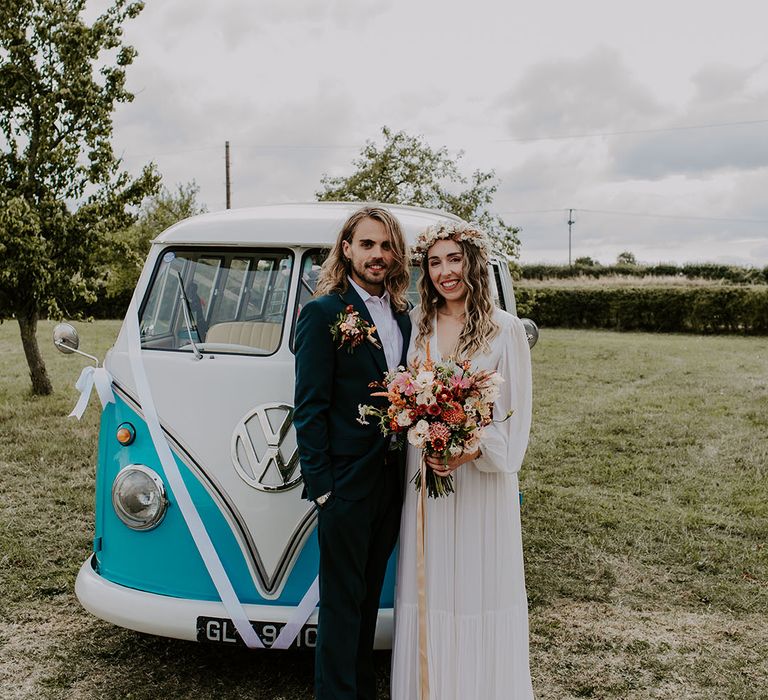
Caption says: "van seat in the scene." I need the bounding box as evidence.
[205,321,282,351]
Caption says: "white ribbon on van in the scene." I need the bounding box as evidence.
[124,297,265,650]
[272,575,319,649]
[69,366,115,419]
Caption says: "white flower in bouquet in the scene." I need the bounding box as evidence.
[480,384,501,404]
[357,404,372,425]
[416,388,436,406]
[396,410,412,428]
[407,419,430,449]
[464,433,481,454]
[415,370,435,389]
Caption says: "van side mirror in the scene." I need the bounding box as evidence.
[521,318,539,349]
[53,323,80,354]
[53,322,100,366]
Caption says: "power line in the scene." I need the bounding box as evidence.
[576,208,768,224]
[495,118,768,143]
[501,208,768,225]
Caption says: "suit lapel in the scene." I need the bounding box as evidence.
[338,288,388,376]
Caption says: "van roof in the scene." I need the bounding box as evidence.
[153,202,465,247]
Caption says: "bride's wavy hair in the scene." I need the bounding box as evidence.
[314,206,410,311]
[415,227,499,358]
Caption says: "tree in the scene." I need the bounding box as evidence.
[0,0,159,394]
[574,256,599,266]
[616,251,638,265]
[316,126,520,258]
[101,181,207,304]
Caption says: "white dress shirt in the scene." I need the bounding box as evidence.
[348,277,403,370]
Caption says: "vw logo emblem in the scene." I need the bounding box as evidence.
[231,403,302,492]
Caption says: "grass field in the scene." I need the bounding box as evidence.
[1,320,767,699]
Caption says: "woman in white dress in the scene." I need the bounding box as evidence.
[391,222,534,700]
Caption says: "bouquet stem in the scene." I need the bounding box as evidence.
[412,460,455,498]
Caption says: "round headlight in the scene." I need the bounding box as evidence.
[112,465,168,530]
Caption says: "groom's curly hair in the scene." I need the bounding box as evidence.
[315,206,410,312]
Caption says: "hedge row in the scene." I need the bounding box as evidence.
[514,286,768,334]
[78,288,133,320]
[521,263,768,285]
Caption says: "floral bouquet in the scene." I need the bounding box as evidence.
[357,347,507,497]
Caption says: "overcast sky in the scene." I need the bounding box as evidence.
[99,0,768,266]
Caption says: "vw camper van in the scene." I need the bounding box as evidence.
[55,202,536,650]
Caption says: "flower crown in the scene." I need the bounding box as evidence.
[411,221,492,262]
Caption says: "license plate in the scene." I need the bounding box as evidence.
[196,616,317,649]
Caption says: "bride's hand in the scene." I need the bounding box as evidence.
[426,449,480,477]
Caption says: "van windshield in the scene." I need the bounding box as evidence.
[140,248,293,356]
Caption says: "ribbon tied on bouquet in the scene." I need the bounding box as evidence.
[69,365,115,419]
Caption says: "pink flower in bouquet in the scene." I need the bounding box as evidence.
[391,372,417,396]
[450,374,472,391]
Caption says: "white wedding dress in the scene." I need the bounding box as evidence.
[391,307,535,700]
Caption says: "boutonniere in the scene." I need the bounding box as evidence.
[331,305,381,352]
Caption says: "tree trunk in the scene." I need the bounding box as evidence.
[18,312,53,396]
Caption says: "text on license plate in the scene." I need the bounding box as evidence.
[196,616,317,648]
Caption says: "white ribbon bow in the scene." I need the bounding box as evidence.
[69,366,115,419]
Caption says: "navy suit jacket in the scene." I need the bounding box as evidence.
[293,285,411,501]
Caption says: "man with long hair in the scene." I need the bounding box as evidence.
[294,206,411,700]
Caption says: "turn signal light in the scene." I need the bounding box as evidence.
[116,422,136,446]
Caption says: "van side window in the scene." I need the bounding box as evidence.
[140,248,293,356]
[490,262,505,310]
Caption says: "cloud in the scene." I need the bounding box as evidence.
[149,0,389,48]
[114,64,360,210]
[610,123,768,179]
[610,62,768,179]
[498,47,664,138]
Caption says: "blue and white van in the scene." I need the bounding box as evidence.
[56,202,534,650]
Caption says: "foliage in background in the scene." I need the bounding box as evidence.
[316,126,521,259]
[0,0,158,394]
[520,262,768,285]
[515,285,768,334]
[616,250,638,266]
[92,181,207,317]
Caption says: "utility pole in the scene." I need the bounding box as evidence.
[567,208,575,266]
[225,141,231,209]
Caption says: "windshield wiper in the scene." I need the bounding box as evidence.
[175,271,203,360]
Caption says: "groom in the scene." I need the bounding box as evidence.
[293,206,411,700]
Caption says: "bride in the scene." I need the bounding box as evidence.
[391,222,534,699]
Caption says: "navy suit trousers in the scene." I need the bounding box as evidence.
[314,452,402,700]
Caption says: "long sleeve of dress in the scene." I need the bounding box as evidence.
[473,316,533,474]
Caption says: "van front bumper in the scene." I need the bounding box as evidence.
[75,555,393,648]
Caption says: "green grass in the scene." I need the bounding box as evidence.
[1,321,767,699]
